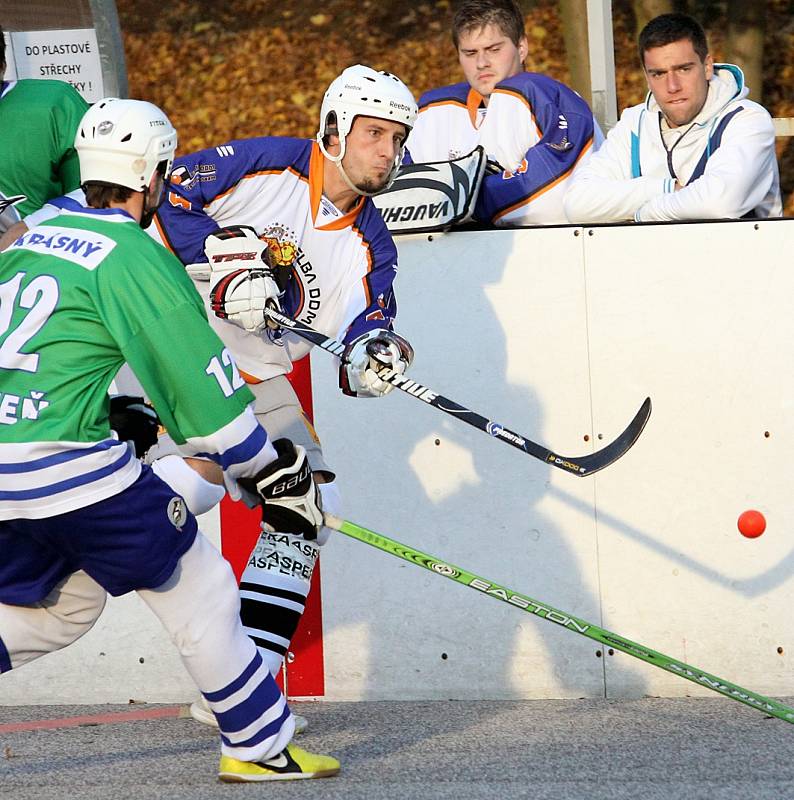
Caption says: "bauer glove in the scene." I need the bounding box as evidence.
[238,438,323,539]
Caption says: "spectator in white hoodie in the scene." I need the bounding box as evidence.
[563,12,781,223]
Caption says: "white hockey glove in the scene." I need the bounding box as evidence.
[372,147,487,233]
[206,226,283,333]
[339,329,415,398]
[237,438,323,539]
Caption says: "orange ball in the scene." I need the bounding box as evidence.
[738,510,766,539]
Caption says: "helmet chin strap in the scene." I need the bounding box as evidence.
[319,132,400,200]
[140,173,167,229]
[139,185,157,229]
[334,158,386,198]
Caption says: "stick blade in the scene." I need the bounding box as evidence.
[554,397,652,477]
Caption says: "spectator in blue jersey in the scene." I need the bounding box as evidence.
[0,24,88,235]
[405,0,601,226]
[563,13,781,222]
[0,97,339,781]
[148,65,418,732]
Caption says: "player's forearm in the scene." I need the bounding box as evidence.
[564,174,673,223]
[178,408,278,480]
[342,296,398,346]
[636,110,780,222]
[636,155,776,222]
[0,220,27,252]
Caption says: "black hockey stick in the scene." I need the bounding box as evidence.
[265,307,651,476]
[326,513,794,725]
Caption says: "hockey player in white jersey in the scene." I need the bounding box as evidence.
[150,65,418,728]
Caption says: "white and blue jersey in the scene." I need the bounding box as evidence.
[408,72,598,225]
[152,137,402,382]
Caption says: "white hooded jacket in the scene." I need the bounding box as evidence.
[563,64,782,223]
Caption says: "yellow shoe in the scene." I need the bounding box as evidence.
[218,744,340,782]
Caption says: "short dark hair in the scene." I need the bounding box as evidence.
[83,182,135,208]
[638,13,709,65]
[452,0,526,49]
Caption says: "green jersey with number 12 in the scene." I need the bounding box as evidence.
[0,206,276,520]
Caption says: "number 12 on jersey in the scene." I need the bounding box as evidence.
[0,271,60,373]
[205,347,245,397]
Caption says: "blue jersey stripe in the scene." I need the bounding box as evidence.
[195,425,269,471]
[0,439,124,474]
[204,650,262,703]
[220,703,290,748]
[214,672,284,733]
[0,445,133,501]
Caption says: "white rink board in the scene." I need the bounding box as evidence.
[315,227,606,701]
[585,219,794,698]
[317,218,794,701]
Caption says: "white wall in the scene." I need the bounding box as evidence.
[3,218,792,704]
[316,218,794,701]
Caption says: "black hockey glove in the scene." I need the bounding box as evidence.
[238,438,323,539]
[485,158,505,176]
[109,395,160,458]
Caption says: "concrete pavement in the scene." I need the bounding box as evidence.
[2,697,794,799]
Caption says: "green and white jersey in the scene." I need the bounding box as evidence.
[0,207,276,520]
[0,79,89,233]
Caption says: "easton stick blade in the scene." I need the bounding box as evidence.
[264,307,652,477]
[325,513,794,726]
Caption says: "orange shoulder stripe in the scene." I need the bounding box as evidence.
[493,137,593,220]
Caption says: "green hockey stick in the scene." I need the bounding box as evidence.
[324,513,794,724]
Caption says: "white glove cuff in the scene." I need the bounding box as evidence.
[150,455,226,516]
[317,480,342,546]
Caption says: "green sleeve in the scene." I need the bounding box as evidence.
[53,84,89,193]
[121,304,255,444]
[95,239,254,443]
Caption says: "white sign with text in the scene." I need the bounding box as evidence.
[7,29,103,101]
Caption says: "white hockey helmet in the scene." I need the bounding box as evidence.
[75,98,178,192]
[317,64,417,192]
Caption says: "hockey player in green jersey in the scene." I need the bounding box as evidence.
[0,97,339,782]
[0,26,89,233]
